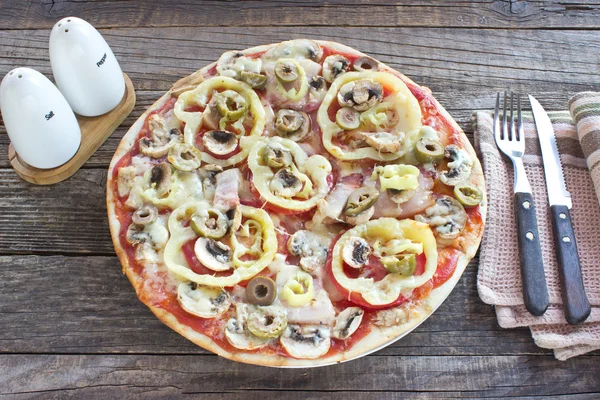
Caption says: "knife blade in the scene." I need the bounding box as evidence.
[529,95,591,325]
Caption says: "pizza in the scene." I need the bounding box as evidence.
[107,39,486,367]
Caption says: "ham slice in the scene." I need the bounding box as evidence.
[213,168,241,211]
[286,290,336,325]
[373,173,434,219]
[312,173,363,224]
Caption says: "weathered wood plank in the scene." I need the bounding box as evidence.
[0,255,555,357]
[1,27,598,93]
[1,353,599,398]
[0,169,112,254]
[3,1,600,30]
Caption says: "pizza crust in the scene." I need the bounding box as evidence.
[107,40,487,367]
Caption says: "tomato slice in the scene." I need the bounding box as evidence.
[181,238,233,278]
[325,234,427,310]
[431,247,460,287]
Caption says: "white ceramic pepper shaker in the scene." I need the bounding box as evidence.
[49,17,125,117]
[0,67,81,169]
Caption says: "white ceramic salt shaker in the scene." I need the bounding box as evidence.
[49,17,125,117]
[0,67,81,169]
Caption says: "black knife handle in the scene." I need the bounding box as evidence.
[550,204,591,325]
[514,192,549,316]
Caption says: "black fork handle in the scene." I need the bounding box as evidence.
[514,192,549,316]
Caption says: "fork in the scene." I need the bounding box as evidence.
[494,91,549,316]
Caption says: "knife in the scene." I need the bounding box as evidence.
[529,95,591,325]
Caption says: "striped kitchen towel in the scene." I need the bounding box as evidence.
[474,102,600,360]
[569,92,600,197]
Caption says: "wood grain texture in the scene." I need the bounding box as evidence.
[3,0,600,29]
[1,26,598,94]
[0,255,552,357]
[1,353,599,398]
[0,169,112,254]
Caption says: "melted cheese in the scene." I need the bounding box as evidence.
[142,170,204,209]
[317,71,422,161]
[330,218,438,306]
[173,76,265,167]
[247,137,332,212]
[164,203,277,287]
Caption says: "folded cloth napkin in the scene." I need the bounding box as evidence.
[474,94,600,361]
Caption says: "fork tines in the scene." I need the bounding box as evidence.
[494,91,523,143]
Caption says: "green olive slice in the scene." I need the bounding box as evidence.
[415,138,444,163]
[454,183,483,207]
[262,144,293,168]
[168,143,202,171]
[240,71,267,89]
[246,276,277,306]
[382,254,416,276]
[336,107,360,130]
[190,208,229,239]
[215,90,247,121]
[275,60,300,82]
[343,186,380,217]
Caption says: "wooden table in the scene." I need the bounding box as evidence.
[1,1,599,398]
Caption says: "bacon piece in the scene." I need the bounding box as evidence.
[312,173,363,224]
[213,168,241,211]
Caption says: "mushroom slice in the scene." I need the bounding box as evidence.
[353,56,379,72]
[247,306,288,339]
[194,237,232,271]
[280,325,331,359]
[216,51,261,79]
[332,307,364,339]
[415,195,467,242]
[322,54,350,83]
[132,205,159,225]
[287,230,328,273]
[358,131,404,153]
[190,208,229,239]
[337,79,383,111]
[225,304,271,350]
[270,39,323,62]
[342,236,371,269]
[177,282,231,318]
[198,164,224,186]
[440,144,474,186]
[149,163,172,198]
[262,143,293,169]
[168,144,202,171]
[202,130,238,156]
[126,223,149,245]
[139,137,173,158]
[274,109,311,142]
[309,76,326,91]
[227,206,243,233]
[270,168,303,198]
